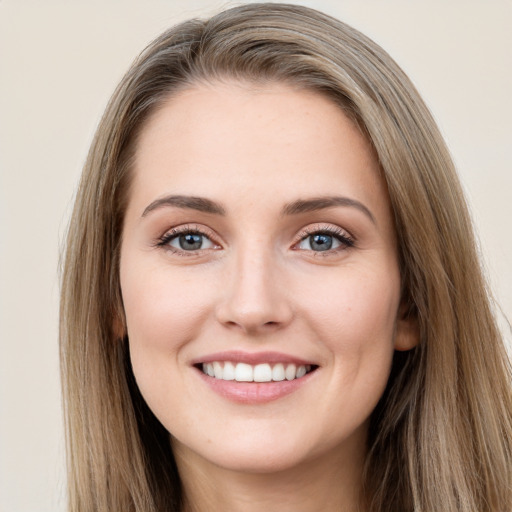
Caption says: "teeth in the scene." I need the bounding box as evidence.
[272,363,285,381]
[254,363,272,382]
[205,363,215,377]
[223,361,235,380]
[296,365,307,378]
[285,364,296,381]
[213,361,223,379]
[201,361,314,382]
[235,363,253,382]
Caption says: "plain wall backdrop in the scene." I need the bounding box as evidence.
[1,1,511,511]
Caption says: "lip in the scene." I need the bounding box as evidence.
[190,350,316,366]
[195,367,317,404]
[191,351,319,404]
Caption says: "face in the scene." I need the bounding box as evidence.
[120,82,417,475]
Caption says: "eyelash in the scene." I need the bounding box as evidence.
[155,225,219,256]
[293,225,355,256]
[155,224,355,256]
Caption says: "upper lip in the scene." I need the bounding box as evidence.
[191,350,317,366]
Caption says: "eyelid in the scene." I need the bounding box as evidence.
[155,224,222,254]
[292,223,355,251]
[154,222,354,256]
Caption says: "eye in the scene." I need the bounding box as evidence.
[168,232,215,251]
[297,233,341,251]
[295,227,354,253]
[157,227,219,253]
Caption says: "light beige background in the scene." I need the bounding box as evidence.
[1,1,510,511]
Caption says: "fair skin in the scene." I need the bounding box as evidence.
[120,81,418,512]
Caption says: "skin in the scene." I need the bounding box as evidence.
[120,81,418,512]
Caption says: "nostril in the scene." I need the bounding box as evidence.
[214,278,294,333]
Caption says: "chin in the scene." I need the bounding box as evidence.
[172,424,348,476]
[199,445,311,475]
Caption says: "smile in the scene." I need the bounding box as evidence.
[200,361,315,382]
[193,351,320,403]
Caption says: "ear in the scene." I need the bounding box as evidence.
[394,301,420,351]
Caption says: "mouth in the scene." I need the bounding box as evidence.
[196,361,318,382]
[191,351,320,403]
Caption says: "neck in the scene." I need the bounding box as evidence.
[174,439,366,512]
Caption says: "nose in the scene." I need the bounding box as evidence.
[215,246,293,335]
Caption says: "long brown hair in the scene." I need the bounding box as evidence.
[60,3,512,511]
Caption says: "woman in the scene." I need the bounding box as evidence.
[60,3,512,511]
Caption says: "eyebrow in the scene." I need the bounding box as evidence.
[142,195,226,217]
[281,196,375,223]
[141,194,375,223]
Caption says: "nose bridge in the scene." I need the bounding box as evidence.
[216,238,292,333]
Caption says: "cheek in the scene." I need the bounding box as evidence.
[304,266,399,342]
[121,262,216,353]
[120,262,214,419]
[299,265,400,389]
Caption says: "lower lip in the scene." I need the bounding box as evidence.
[195,368,316,404]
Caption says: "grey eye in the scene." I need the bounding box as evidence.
[169,232,215,251]
[310,234,333,251]
[297,233,342,252]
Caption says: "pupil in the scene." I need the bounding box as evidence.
[180,233,202,250]
[311,234,332,251]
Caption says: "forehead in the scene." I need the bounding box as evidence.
[129,81,389,220]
